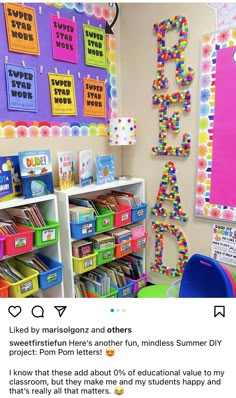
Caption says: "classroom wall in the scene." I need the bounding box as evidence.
[1,3,234,285]
[119,2,236,284]
[0,3,122,188]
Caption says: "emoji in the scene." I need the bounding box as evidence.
[114,386,124,395]
[105,347,115,357]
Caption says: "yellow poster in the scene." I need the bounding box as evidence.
[48,73,77,116]
[4,3,40,55]
[84,78,106,118]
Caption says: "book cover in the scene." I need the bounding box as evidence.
[95,154,115,185]
[0,155,22,202]
[58,151,75,190]
[78,150,93,187]
[18,150,54,199]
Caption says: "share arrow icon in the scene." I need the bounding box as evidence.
[54,306,67,317]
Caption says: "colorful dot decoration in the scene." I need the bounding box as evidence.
[107,118,137,145]
[152,91,191,156]
[150,221,189,277]
[153,15,195,90]
[151,161,188,222]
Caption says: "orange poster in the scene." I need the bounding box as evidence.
[84,78,106,118]
[4,3,40,55]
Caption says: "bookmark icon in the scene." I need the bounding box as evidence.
[54,306,67,318]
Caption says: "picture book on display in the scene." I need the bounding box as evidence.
[78,150,93,187]
[96,154,115,185]
[18,150,54,199]
[58,151,75,190]
[0,155,22,201]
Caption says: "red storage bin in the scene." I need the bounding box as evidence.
[131,233,148,252]
[0,225,34,256]
[0,279,9,297]
[114,204,132,227]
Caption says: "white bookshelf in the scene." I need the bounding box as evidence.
[55,178,146,298]
[0,194,64,298]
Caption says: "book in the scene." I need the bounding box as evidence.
[58,151,75,190]
[18,150,54,199]
[0,155,22,202]
[95,154,115,185]
[78,150,93,187]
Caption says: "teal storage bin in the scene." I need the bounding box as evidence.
[32,253,63,290]
[131,203,148,222]
[70,218,96,239]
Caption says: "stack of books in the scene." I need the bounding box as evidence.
[106,227,132,244]
[6,204,46,227]
[0,218,20,235]
[71,240,93,258]
[69,204,94,223]
[110,255,143,280]
[15,253,50,273]
[89,234,114,249]
[0,260,24,282]
[74,276,87,298]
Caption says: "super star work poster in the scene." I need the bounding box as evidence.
[0,3,117,138]
[195,26,236,222]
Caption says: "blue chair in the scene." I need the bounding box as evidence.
[179,254,236,298]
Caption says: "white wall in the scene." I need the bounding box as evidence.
[119,3,236,284]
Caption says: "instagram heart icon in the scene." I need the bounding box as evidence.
[8,306,22,318]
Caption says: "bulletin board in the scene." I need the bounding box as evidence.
[195,26,236,222]
[0,2,117,138]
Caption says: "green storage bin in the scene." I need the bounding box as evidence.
[94,245,115,265]
[95,208,114,232]
[86,286,118,298]
[25,219,60,247]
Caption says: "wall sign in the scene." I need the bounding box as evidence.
[83,24,107,68]
[48,73,77,116]
[84,78,106,118]
[5,63,37,112]
[4,3,40,55]
[211,224,236,267]
[50,14,78,64]
[195,27,236,221]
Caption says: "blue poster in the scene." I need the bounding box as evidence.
[5,63,37,112]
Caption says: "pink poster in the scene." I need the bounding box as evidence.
[50,14,78,64]
[210,45,236,207]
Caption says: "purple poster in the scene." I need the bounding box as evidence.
[5,63,37,112]
[50,14,78,64]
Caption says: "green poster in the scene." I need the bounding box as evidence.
[83,24,107,68]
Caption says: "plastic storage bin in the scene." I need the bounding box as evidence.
[0,279,9,297]
[114,204,131,227]
[126,273,149,294]
[0,237,5,259]
[112,279,134,298]
[32,253,64,290]
[72,252,97,274]
[131,233,148,252]
[131,203,148,222]
[6,259,39,298]
[0,225,34,256]
[70,218,96,239]
[95,209,114,232]
[114,239,132,259]
[94,246,115,266]
[24,219,60,248]
[86,286,118,298]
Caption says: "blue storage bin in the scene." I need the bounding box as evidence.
[112,278,134,298]
[131,203,148,222]
[70,218,96,239]
[34,253,64,290]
